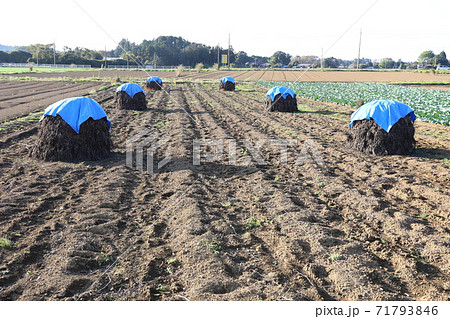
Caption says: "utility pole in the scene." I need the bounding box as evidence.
[321,47,323,71]
[104,45,107,68]
[53,42,56,67]
[356,29,362,69]
[228,33,230,69]
[217,44,220,70]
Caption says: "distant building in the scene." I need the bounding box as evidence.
[294,64,311,69]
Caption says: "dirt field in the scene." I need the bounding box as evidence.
[0,81,107,121]
[0,80,449,301]
[6,69,450,84]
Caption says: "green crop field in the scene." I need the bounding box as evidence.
[258,81,450,126]
[0,67,95,75]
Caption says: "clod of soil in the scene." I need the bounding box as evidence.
[347,114,416,155]
[115,91,147,110]
[29,115,112,162]
[265,94,298,112]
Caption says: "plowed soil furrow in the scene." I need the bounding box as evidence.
[1,81,449,301]
[0,81,68,100]
[168,84,331,299]
[245,71,264,81]
[284,71,302,82]
[232,70,252,81]
[0,81,107,121]
[0,85,201,300]
[0,82,31,91]
[85,86,201,301]
[184,71,229,81]
[7,69,450,83]
[95,84,255,300]
[188,83,450,300]
[201,83,312,140]
[0,82,58,97]
[0,82,99,103]
[144,92,241,300]
[187,84,391,299]
[98,84,328,300]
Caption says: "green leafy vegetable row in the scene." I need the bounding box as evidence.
[257,81,450,126]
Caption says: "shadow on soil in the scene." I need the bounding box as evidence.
[413,147,450,160]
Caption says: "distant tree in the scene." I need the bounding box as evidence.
[153,36,188,65]
[291,55,320,67]
[323,57,339,68]
[358,58,373,69]
[50,47,104,66]
[418,50,435,65]
[121,51,138,67]
[234,51,252,67]
[336,58,349,68]
[113,39,136,57]
[9,50,32,63]
[182,43,214,67]
[58,48,82,64]
[0,51,10,62]
[249,55,269,67]
[81,49,102,60]
[150,52,162,67]
[269,51,291,66]
[379,58,395,69]
[395,59,404,69]
[110,36,253,68]
[436,50,448,66]
[26,44,55,64]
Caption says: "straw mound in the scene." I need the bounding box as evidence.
[219,81,235,91]
[115,91,147,110]
[146,81,162,90]
[30,115,112,162]
[265,94,298,112]
[348,114,416,155]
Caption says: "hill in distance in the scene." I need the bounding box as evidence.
[0,44,27,52]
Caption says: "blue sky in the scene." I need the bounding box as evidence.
[1,0,449,62]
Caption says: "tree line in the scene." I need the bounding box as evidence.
[111,36,265,68]
[0,44,107,67]
[0,36,448,69]
[0,37,261,68]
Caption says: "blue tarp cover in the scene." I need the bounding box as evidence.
[349,100,416,132]
[265,86,296,101]
[116,83,145,98]
[40,97,111,134]
[220,76,235,84]
[147,76,162,84]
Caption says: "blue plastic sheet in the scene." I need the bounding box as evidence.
[116,83,145,98]
[265,86,296,101]
[349,100,416,132]
[147,76,162,84]
[220,76,235,84]
[40,97,111,134]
